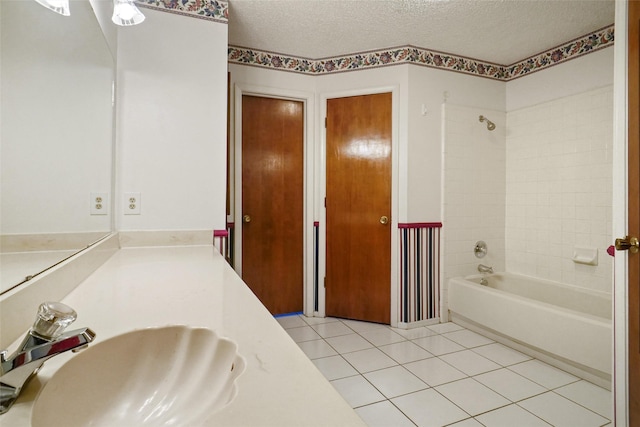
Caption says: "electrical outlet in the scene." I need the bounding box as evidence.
[124,192,141,215]
[90,192,109,215]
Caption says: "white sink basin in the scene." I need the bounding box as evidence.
[32,326,245,427]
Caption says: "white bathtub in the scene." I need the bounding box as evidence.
[448,272,612,384]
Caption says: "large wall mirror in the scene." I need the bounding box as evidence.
[1,0,115,294]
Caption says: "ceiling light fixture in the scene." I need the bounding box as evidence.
[111,0,146,26]
[34,0,70,16]
[33,0,145,26]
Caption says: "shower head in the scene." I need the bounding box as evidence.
[479,115,496,131]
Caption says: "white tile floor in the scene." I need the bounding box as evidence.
[277,315,612,427]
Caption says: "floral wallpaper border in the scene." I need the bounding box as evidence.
[228,24,614,81]
[138,0,228,24]
[507,24,614,80]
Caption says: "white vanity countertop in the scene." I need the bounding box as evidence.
[1,245,365,426]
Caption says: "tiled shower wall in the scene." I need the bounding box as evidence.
[442,104,507,313]
[505,86,613,293]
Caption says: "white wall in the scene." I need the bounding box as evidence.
[89,0,118,59]
[230,65,408,320]
[231,63,506,224]
[230,65,316,94]
[116,9,228,232]
[407,66,505,222]
[504,49,614,293]
[506,48,614,111]
[438,49,614,318]
[234,64,408,222]
[230,47,614,320]
[231,64,409,221]
[230,62,509,323]
[315,66,409,227]
[442,104,506,294]
[505,86,613,292]
[228,64,316,220]
[407,67,506,317]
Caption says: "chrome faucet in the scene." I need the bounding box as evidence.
[0,302,95,414]
[478,264,494,274]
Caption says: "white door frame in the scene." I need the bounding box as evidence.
[612,1,629,424]
[318,85,400,326]
[232,83,316,316]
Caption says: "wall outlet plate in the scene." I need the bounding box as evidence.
[124,192,141,215]
[90,192,109,215]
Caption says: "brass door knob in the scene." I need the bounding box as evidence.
[243,215,251,223]
[615,235,639,254]
[380,216,389,225]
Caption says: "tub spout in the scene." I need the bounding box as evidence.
[478,264,493,274]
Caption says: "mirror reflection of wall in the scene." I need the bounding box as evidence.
[0,0,114,294]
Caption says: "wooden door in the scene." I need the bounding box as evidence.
[628,1,640,423]
[325,93,392,324]
[242,95,304,315]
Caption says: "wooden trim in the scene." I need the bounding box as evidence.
[226,71,231,217]
[398,222,443,229]
[628,1,640,424]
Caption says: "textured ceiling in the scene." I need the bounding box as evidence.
[228,0,615,65]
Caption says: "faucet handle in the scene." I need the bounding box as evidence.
[32,302,77,339]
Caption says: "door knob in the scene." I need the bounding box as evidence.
[243,215,251,223]
[380,216,389,225]
[615,235,639,254]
